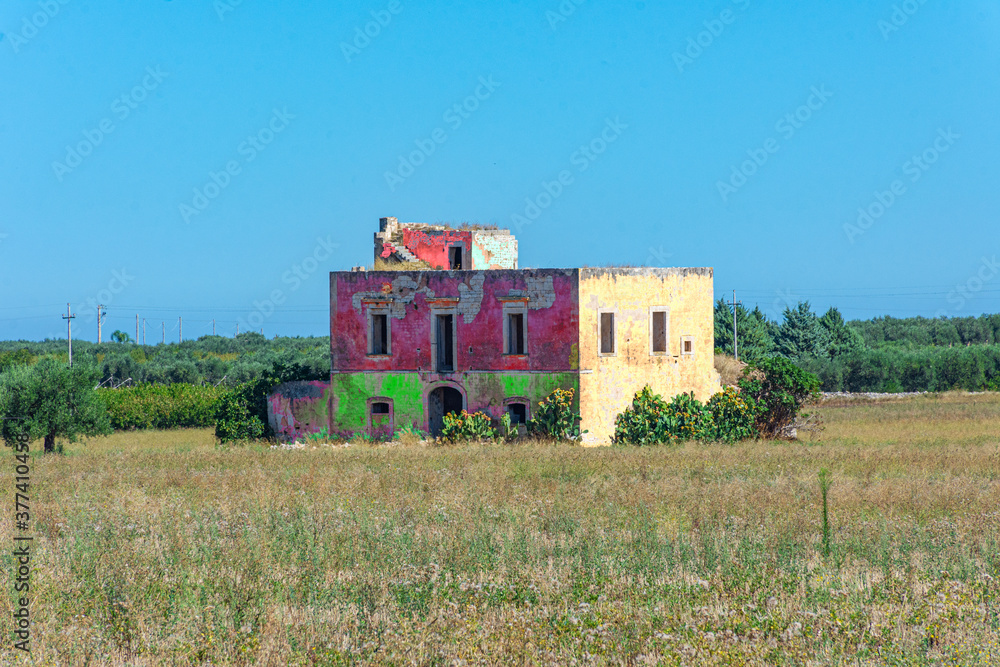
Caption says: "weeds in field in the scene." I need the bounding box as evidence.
[0,396,998,664]
[819,467,832,558]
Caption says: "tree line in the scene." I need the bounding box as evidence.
[714,301,1000,391]
[0,333,329,387]
[3,306,1000,397]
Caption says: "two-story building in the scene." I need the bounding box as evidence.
[268,227,720,444]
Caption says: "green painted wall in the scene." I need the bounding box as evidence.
[329,371,579,433]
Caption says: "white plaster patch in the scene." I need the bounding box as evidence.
[351,275,436,319]
[350,273,487,322]
[524,275,556,310]
[457,273,486,323]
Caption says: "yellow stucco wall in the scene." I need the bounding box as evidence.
[577,268,721,445]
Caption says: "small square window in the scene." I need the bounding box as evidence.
[681,336,694,356]
[507,402,527,425]
[368,398,394,434]
[599,312,615,355]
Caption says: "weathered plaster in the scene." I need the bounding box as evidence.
[576,267,720,445]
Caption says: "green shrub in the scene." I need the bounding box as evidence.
[528,388,584,441]
[98,384,225,430]
[708,387,757,443]
[613,387,715,445]
[440,410,496,442]
[612,386,674,445]
[738,357,820,438]
[215,379,273,442]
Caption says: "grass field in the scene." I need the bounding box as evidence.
[2,393,1000,665]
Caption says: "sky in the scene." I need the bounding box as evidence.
[2,0,998,343]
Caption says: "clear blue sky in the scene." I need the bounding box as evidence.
[2,0,997,342]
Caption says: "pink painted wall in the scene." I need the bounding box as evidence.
[401,229,472,269]
[267,380,330,441]
[330,269,579,374]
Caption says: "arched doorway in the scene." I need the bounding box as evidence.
[428,386,464,436]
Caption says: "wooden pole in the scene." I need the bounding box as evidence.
[726,290,742,362]
[61,303,76,367]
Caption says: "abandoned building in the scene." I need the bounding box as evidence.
[267,217,720,445]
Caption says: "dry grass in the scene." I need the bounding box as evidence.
[714,353,747,387]
[2,398,1000,665]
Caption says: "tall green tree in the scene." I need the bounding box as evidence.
[0,358,111,453]
[775,301,829,359]
[714,299,775,362]
[818,307,864,358]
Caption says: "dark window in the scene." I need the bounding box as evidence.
[436,314,454,372]
[600,312,615,354]
[683,338,693,354]
[507,402,527,425]
[371,402,390,414]
[507,313,525,354]
[449,246,463,270]
[371,313,388,355]
[652,311,667,353]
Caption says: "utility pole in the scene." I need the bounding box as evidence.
[142,319,146,345]
[236,323,239,336]
[726,289,742,362]
[179,317,182,343]
[136,314,139,344]
[162,321,165,345]
[61,303,76,367]
[212,319,216,336]
[97,304,106,343]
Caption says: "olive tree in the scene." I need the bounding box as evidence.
[0,358,111,453]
